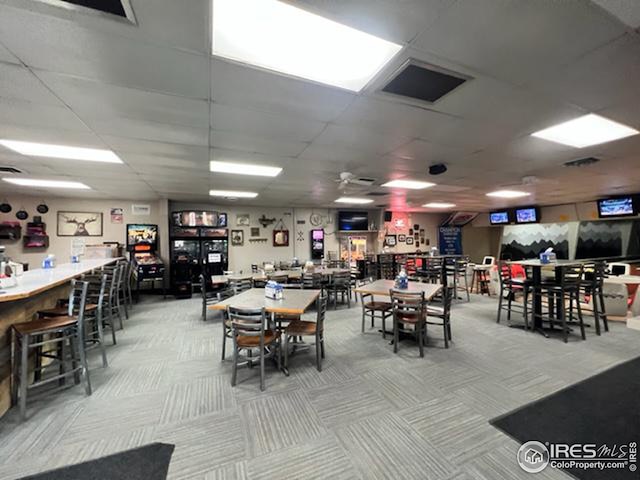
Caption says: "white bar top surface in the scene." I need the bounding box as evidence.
[0,258,121,303]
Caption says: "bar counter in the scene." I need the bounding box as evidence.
[0,258,120,416]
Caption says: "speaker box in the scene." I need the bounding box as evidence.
[384,211,392,222]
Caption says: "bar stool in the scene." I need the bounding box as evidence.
[449,257,470,302]
[496,262,531,329]
[543,264,586,342]
[13,280,92,420]
[472,267,491,295]
[586,261,609,335]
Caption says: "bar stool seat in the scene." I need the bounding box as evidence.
[13,316,77,335]
[38,304,98,317]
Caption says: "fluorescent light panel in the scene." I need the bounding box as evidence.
[531,114,639,148]
[486,190,530,198]
[209,190,258,198]
[382,179,435,190]
[0,140,122,163]
[212,0,403,92]
[210,161,282,177]
[335,197,373,204]
[3,178,90,189]
[423,202,456,208]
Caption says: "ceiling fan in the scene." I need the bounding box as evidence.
[334,172,376,190]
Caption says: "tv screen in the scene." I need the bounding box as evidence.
[172,211,226,227]
[126,224,158,251]
[338,211,369,231]
[515,207,539,224]
[598,197,635,218]
[489,211,510,225]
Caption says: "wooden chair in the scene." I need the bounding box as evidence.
[426,286,454,348]
[200,274,219,321]
[390,289,427,357]
[228,306,281,391]
[359,280,392,338]
[327,271,351,309]
[284,294,328,373]
[13,280,92,420]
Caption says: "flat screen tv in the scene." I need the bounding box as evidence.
[515,207,539,224]
[338,211,369,231]
[597,197,635,218]
[489,211,510,225]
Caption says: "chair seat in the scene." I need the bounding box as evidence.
[38,304,98,317]
[395,312,425,324]
[14,316,77,335]
[285,320,318,336]
[236,330,280,347]
[426,305,445,316]
[364,301,392,312]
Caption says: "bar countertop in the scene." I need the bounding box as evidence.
[0,258,121,303]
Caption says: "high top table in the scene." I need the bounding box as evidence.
[508,259,586,337]
[0,257,121,416]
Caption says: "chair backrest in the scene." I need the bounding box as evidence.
[200,274,208,298]
[316,294,328,332]
[390,289,425,318]
[82,272,107,307]
[497,262,512,287]
[561,264,584,287]
[423,257,444,283]
[483,256,495,265]
[608,262,630,276]
[302,273,321,289]
[440,285,454,316]
[67,279,90,320]
[332,271,350,286]
[227,306,268,342]
[230,278,252,294]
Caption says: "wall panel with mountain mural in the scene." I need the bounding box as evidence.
[575,220,640,259]
[501,223,570,261]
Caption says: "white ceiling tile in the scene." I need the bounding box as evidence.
[211,103,327,143]
[210,130,307,157]
[211,59,355,122]
[85,117,209,146]
[40,72,209,127]
[0,64,64,106]
[0,98,90,132]
[412,0,625,86]
[311,124,411,156]
[0,6,209,98]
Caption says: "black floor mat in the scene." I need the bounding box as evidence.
[491,357,640,480]
[19,442,175,480]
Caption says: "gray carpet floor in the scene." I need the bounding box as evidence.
[0,293,638,479]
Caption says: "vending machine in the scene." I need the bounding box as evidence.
[310,229,324,260]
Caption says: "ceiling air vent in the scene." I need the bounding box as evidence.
[382,61,470,103]
[0,166,24,174]
[564,157,600,168]
[54,0,136,22]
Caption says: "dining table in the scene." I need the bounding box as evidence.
[508,259,587,337]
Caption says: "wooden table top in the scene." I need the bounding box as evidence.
[209,288,321,314]
[509,259,586,267]
[354,280,441,300]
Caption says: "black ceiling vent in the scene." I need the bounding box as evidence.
[564,157,601,168]
[56,0,136,22]
[0,166,24,174]
[382,61,469,103]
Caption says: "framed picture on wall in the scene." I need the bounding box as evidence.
[231,229,244,246]
[384,235,397,247]
[273,229,289,247]
[398,234,406,242]
[406,237,414,245]
[57,211,103,237]
[236,214,250,226]
[250,227,260,237]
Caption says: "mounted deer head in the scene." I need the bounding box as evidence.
[63,214,98,236]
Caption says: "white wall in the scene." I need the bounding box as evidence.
[0,195,164,267]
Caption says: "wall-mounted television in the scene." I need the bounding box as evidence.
[597,197,636,218]
[515,207,540,224]
[338,211,369,231]
[489,211,510,225]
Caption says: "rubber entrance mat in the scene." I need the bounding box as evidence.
[491,357,639,480]
[18,442,175,480]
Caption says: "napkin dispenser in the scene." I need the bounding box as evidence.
[540,248,557,264]
[265,280,283,300]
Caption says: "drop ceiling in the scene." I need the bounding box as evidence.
[0,0,639,212]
